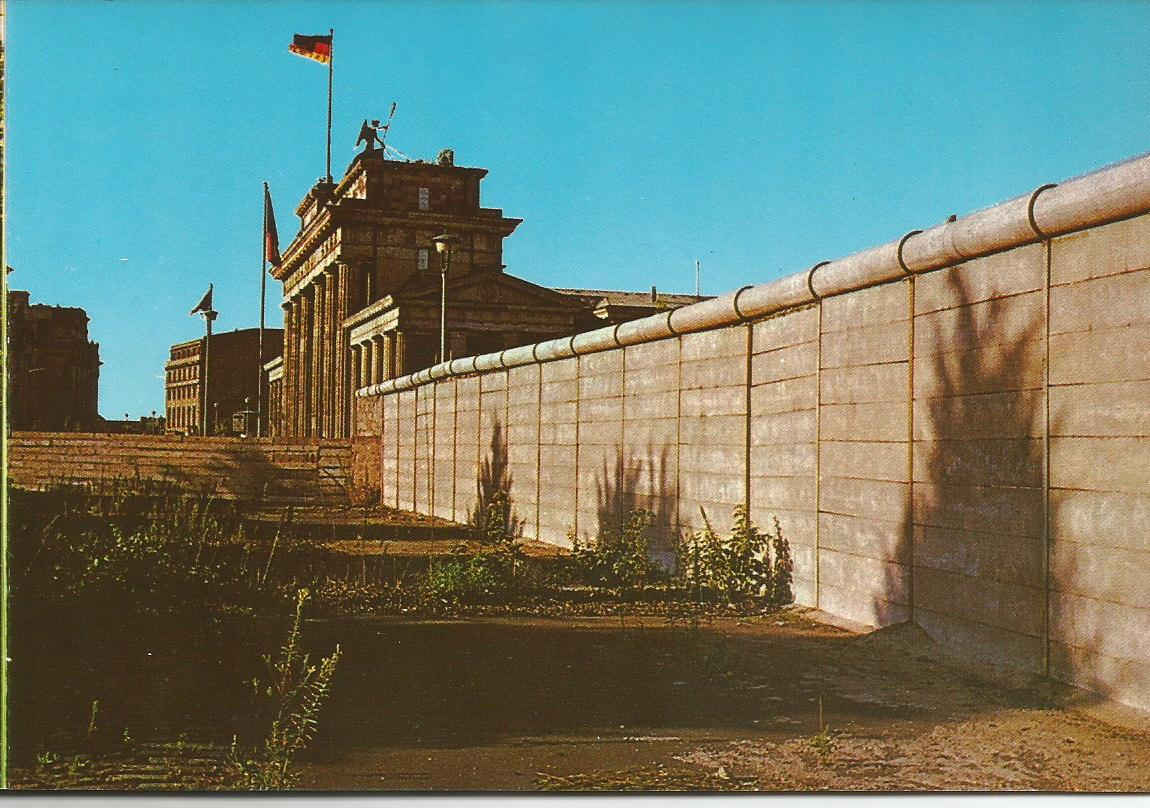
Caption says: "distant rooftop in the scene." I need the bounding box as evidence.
[552,288,710,308]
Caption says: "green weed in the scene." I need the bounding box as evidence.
[228,589,341,790]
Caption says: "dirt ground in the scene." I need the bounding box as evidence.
[296,611,1150,793]
[10,609,1150,792]
[662,617,1150,792]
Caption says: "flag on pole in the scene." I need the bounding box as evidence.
[189,284,213,315]
[290,33,332,64]
[264,185,281,265]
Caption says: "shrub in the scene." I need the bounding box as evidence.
[470,489,523,545]
[570,509,662,590]
[677,506,793,605]
[422,542,523,605]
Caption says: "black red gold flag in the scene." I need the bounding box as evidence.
[290,33,332,64]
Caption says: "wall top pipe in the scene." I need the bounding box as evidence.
[355,151,1150,398]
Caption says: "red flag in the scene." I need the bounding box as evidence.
[264,184,281,265]
[290,33,332,65]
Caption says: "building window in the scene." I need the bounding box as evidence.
[418,187,430,211]
[418,248,429,272]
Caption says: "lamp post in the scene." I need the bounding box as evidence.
[200,309,218,436]
[432,231,460,364]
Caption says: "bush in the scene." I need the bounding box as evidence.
[677,506,793,605]
[470,489,523,545]
[570,509,663,590]
[422,542,523,606]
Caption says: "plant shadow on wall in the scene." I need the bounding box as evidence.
[423,419,526,606]
[593,445,678,570]
[469,419,524,543]
[888,266,1066,684]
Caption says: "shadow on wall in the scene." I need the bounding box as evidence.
[595,445,678,568]
[889,267,1045,670]
[472,419,525,540]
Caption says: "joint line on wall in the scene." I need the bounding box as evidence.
[744,323,753,527]
[814,299,823,610]
[1042,236,1052,679]
[535,363,543,542]
[573,358,581,541]
[452,378,458,522]
[907,275,916,624]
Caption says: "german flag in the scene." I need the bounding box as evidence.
[290,33,332,65]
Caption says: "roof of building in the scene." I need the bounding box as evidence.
[551,288,710,308]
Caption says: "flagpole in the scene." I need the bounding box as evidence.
[258,183,267,437]
[326,27,334,183]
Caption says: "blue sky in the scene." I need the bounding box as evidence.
[7,1,1150,418]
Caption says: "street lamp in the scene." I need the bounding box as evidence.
[199,309,218,436]
[432,231,460,364]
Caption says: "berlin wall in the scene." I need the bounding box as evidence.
[352,153,1150,711]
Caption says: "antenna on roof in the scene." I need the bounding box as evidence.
[695,258,701,300]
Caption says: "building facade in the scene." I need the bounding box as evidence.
[164,328,282,435]
[271,148,709,439]
[7,289,101,431]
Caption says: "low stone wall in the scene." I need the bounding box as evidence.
[7,432,352,504]
[352,154,1150,712]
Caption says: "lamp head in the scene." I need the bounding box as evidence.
[432,232,460,254]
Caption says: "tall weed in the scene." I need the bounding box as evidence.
[229,589,341,790]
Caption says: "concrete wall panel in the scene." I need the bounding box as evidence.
[1049,323,1150,385]
[380,394,399,507]
[821,281,907,332]
[432,381,456,520]
[454,377,481,524]
[914,245,1045,315]
[1051,437,1149,493]
[1050,490,1150,551]
[506,364,542,539]
[414,386,434,515]
[914,524,1044,588]
[1050,213,1150,285]
[1050,268,1149,335]
[913,391,1044,440]
[1050,381,1150,437]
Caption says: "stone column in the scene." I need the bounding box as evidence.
[298,292,313,437]
[290,297,302,436]
[310,276,325,437]
[350,344,361,393]
[382,332,396,381]
[394,330,406,378]
[323,267,337,437]
[371,336,384,385]
[334,262,351,438]
[362,339,374,386]
[281,301,293,437]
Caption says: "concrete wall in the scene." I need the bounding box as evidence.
[9,432,352,503]
[351,155,1150,710]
